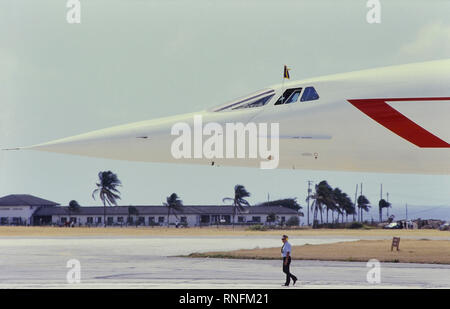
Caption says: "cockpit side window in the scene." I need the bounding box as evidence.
[213,89,275,112]
[274,88,302,105]
[300,86,319,102]
[232,94,274,110]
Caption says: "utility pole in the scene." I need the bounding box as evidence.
[386,192,390,218]
[405,203,408,229]
[307,180,313,226]
[380,183,383,223]
[354,184,358,222]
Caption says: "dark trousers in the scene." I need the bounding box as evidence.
[282,257,297,285]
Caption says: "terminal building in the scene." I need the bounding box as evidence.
[0,194,300,227]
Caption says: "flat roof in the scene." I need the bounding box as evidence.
[34,205,299,216]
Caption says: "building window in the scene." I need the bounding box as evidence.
[0,217,8,225]
[148,217,155,223]
[61,217,67,223]
[238,216,245,223]
[97,217,102,223]
[200,215,210,223]
[138,217,145,224]
[180,216,187,223]
[158,216,165,223]
[117,217,123,223]
[87,217,93,224]
[300,86,319,102]
[252,216,261,223]
[107,217,114,225]
[70,217,77,223]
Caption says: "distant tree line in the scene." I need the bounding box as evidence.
[65,171,393,229]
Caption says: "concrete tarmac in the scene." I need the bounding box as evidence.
[0,236,449,288]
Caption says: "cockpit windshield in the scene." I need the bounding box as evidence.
[213,89,275,112]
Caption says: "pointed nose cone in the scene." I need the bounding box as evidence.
[25,112,200,162]
[26,124,144,160]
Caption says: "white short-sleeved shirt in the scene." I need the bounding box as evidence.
[281,241,292,257]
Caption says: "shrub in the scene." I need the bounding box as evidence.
[347,222,364,229]
[286,216,300,227]
[247,224,268,231]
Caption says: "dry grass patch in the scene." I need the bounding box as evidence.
[0,226,448,238]
[188,239,450,264]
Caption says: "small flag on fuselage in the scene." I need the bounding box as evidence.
[284,65,290,79]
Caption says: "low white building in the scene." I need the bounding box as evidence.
[0,194,300,227]
[33,205,300,227]
[0,194,59,225]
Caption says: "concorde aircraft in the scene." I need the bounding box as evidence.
[14,59,450,174]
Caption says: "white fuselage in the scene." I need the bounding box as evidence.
[25,59,450,174]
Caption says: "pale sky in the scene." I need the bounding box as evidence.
[1,0,450,220]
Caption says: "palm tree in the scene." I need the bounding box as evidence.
[378,199,391,222]
[92,171,122,227]
[357,195,371,222]
[342,195,356,222]
[163,193,183,227]
[258,198,304,217]
[223,185,251,228]
[68,200,80,216]
[307,181,334,228]
[333,188,352,223]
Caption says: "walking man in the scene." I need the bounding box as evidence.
[281,234,297,286]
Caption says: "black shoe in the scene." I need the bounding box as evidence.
[293,278,297,286]
[282,283,289,287]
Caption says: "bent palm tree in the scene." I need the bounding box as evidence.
[92,171,122,227]
[357,195,371,222]
[163,193,183,227]
[223,185,251,228]
[378,199,391,222]
[342,194,356,222]
[333,188,351,223]
[307,181,334,228]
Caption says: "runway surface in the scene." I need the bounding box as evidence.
[1,235,449,288]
